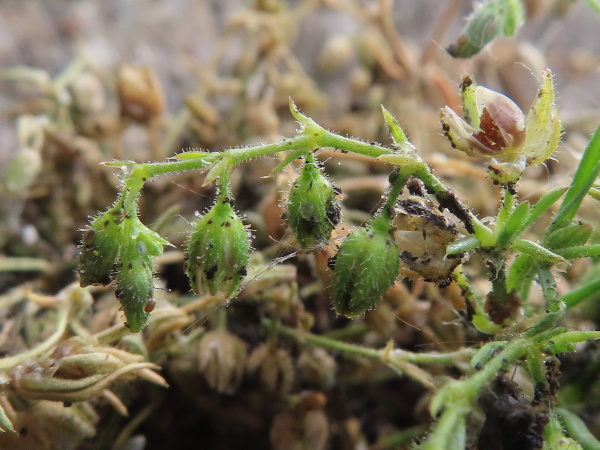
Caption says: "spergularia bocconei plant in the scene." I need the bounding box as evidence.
[74,67,600,447]
[78,69,563,329]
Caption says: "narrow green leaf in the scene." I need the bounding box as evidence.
[269,148,307,176]
[381,106,408,144]
[495,190,516,236]
[174,151,210,160]
[496,200,530,246]
[203,157,234,187]
[446,236,481,256]
[561,270,600,308]
[545,222,593,249]
[470,341,507,369]
[101,160,137,167]
[506,253,537,299]
[289,98,319,129]
[511,239,567,266]
[556,407,600,450]
[555,244,600,259]
[522,188,566,229]
[550,124,600,233]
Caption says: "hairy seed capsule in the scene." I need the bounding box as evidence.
[332,214,399,317]
[115,238,154,333]
[186,199,250,298]
[78,209,123,287]
[284,158,341,248]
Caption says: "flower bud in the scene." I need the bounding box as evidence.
[186,198,251,298]
[115,237,154,333]
[197,330,247,394]
[331,213,400,317]
[283,157,341,248]
[78,208,123,287]
[393,197,462,283]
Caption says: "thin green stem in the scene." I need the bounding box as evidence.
[452,265,500,334]
[268,319,473,365]
[413,165,490,236]
[384,169,411,208]
[110,112,492,241]
[524,265,565,337]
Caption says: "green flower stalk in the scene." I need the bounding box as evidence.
[186,197,251,298]
[283,154,341,248]
[331,208,400,317]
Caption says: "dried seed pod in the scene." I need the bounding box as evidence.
[197,330,248,394]
[297,348,336,389]
[393,196,463,283]
[270,392,329,450]
[78,208,123,287]
[331,213,400,317]
[117,65,165,123]
[186,198,250,298]
[115,237,155,333]
[283,157,341,248]
[246,344,295,395]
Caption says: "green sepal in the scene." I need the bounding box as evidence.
[115,238,154,333]
[332,214,399,317]
[186,198,250,298]
[78,208,124,287]
[130,219,172,257]
[284,156,341,248]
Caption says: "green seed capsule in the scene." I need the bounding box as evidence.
[284,157,341,248]
[78,208,123,287]
[332,213,399,317]
[115,238,154,333]
[186,198,250,298]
